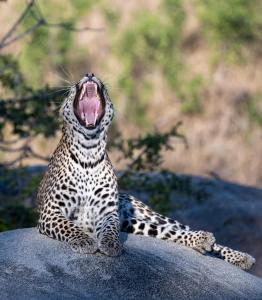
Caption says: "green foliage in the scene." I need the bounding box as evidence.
[17,1,93,86]
[109,0,208,120]
[70,0,94,12]
[196,0,262,60]
[0,54,28,96]
[245,96,262,127]
[0,1,97,138]
[179,75,205,114]
[0,54,64,138]
[102,7,120,28]
[110,122,185,172]
[111,0,185,125]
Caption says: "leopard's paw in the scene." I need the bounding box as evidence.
[69,236,98,254]
[99,237,123,257]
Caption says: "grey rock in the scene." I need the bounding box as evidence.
[0,228,262,300]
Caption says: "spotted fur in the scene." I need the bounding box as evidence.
[37,74,255,269]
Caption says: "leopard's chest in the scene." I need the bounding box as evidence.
[60,160,117,232]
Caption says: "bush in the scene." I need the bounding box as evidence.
[196,0,262,60]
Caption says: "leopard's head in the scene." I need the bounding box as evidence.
[61,73,114,140]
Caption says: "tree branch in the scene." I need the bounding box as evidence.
[0,0,35,45]
[0,144,49,168]
[43,21,104,32]
[0,19,44,50]
[0,0,103,51]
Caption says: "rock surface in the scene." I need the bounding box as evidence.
[0,228,262,300]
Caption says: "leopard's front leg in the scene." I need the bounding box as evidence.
[95,210,122,257]
[38,206,98,254]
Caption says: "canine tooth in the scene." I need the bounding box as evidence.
[94,111,98,124]
[81,83,88,100]
[81,112,85,120]
[80,87,84,100]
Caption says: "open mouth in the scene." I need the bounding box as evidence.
[73,81,105,129]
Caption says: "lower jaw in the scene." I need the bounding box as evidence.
[75,115,100,130]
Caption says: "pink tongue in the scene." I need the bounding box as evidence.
[79,83,100,126]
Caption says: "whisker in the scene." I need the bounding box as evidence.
[57,77,74,87]
[99,75,122,93]
[58,66,77,85]
[52,87,71,92]
[100,74,118,84]
[44,89,69,96]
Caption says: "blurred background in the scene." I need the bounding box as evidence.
[0,0,261,275]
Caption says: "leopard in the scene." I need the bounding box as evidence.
[37,73,255,270]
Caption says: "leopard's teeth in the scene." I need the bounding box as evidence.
[80,84,87,100]
[81,112,85,120]
[94,112,98,125]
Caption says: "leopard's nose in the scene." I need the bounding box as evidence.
[85,73,94,80]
